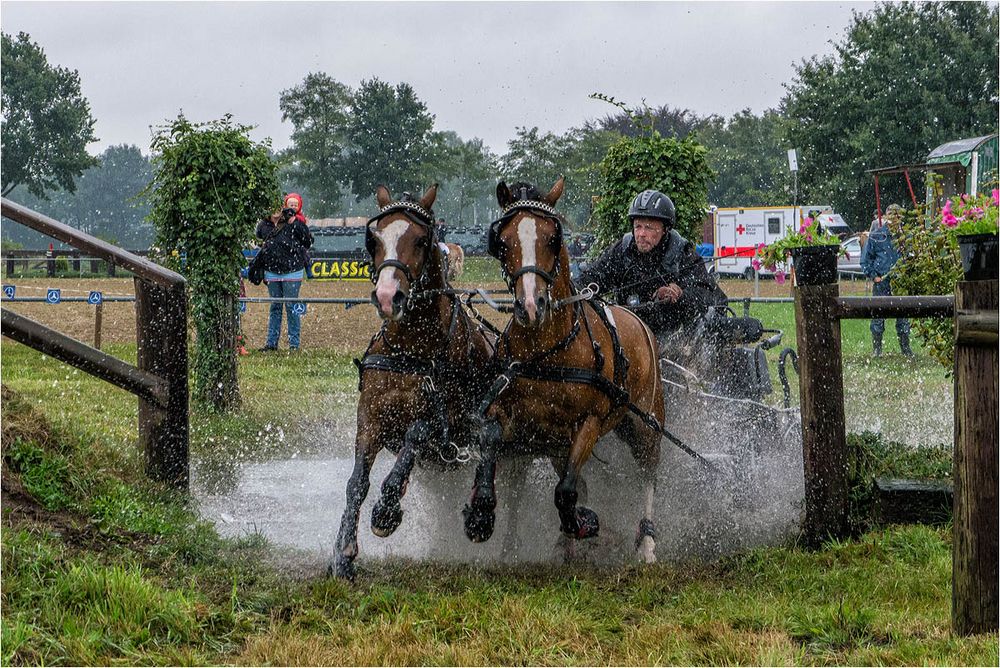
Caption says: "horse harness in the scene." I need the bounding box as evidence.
[354,292,476,464]
[357,197,477,464]
[483,201,714,465]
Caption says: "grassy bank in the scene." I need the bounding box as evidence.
[1,336,990,666]
[2,376,994,665]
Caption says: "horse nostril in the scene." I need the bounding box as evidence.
[392,290,407,309]
[536,294,548,309]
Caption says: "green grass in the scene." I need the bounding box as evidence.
[0,307,979,666]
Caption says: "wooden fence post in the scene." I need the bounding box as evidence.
[794,281,849,546]
[952,279,999,636]
[135,277,189,488]
[93,301,103,350]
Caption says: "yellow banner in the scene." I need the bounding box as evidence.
[309,259,371,281]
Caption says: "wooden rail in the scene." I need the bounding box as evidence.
[1,198,189,488]
[793,257,998,636]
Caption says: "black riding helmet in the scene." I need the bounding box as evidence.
[628,189,676,228]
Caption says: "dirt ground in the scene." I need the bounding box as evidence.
[0,275,871,354]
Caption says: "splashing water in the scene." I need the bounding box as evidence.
[193,387,804,567]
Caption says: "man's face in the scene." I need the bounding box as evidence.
[632,217,666,253]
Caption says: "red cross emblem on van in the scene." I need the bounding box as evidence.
[736,224,746,235]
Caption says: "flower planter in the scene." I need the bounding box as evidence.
[789,245,839,286]
[957,233,998,281]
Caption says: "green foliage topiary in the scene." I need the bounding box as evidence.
[145,115,280,412]
[590,96,714,249]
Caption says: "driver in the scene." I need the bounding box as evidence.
[576,189,727,342]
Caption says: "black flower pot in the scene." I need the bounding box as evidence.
[957,233,998,281]
[790,245,839,286]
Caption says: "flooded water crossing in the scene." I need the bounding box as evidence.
[194,391,806,567]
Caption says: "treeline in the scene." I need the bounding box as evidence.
[2,2,996,249]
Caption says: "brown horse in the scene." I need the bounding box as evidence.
[333,184,496,579]
[463,178,665,563]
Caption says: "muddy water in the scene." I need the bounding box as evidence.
[194,394,805,567]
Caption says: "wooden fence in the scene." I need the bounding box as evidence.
[793,262,997,636]
[1,198,189,488]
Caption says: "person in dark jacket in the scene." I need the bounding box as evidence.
[577,189,727,342]
[860,204,912,358]
[255,193,314,351]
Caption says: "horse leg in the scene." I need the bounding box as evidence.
[371,420,431,537]
[463,418,502,543]
[617,414,661,564]
[555,417,602,539]
[332,438,378,580]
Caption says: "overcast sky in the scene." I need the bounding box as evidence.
[2,1,875,156]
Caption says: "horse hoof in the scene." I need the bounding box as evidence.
[636,536,657,565]
[463,501,495,543]
[575,506,599,539]
[371,499,403,537]
[331,555,356,581]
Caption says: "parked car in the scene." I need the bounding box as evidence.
[838,234,864,276]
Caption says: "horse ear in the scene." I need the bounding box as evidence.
[544,176,565,206]
[419,183,439,211]
[375,185,392,209]
[496,181,513,209]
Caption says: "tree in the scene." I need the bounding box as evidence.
[782,1,999,229]
[699,109,791,207]
[342,78,438,201]
[279,72,353,217]
[1,31,98,198]
[433,133,499,225]
[145,115,280,412]
[500,125,618,228]
[593,103,709,140]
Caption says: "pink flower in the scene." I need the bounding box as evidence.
[757,243,766,250]
[992,189,999,207]
[805,234,813,242]
[774,270,786,285]
[942,199,959,227]
[765,263,776,272]
[969,206,984,220]
[751,258,762,270]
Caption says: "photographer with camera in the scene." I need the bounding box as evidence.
[252,193,314,351]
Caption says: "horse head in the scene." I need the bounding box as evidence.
[490,176,568,328]
[367,183,442,321]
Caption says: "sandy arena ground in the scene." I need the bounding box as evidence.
[0,275,871,353]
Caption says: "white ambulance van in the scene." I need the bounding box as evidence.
[714,206,851,278]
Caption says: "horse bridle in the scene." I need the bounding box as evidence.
[366,199,438,307]
[488,199,563,294]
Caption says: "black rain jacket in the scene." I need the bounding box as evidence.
[254,217,314,275]
[576,229,727,336]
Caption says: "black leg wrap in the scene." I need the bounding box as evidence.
[463,494,496,543]
[634,518,656,551]
[371,497,404,537]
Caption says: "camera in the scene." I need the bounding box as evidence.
[281,207,297,221]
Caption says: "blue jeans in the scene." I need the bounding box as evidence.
[870,277,910,338]
[266,279,302,348]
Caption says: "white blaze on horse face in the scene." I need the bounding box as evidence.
[374,220,410,316]
[516,217,539,321]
